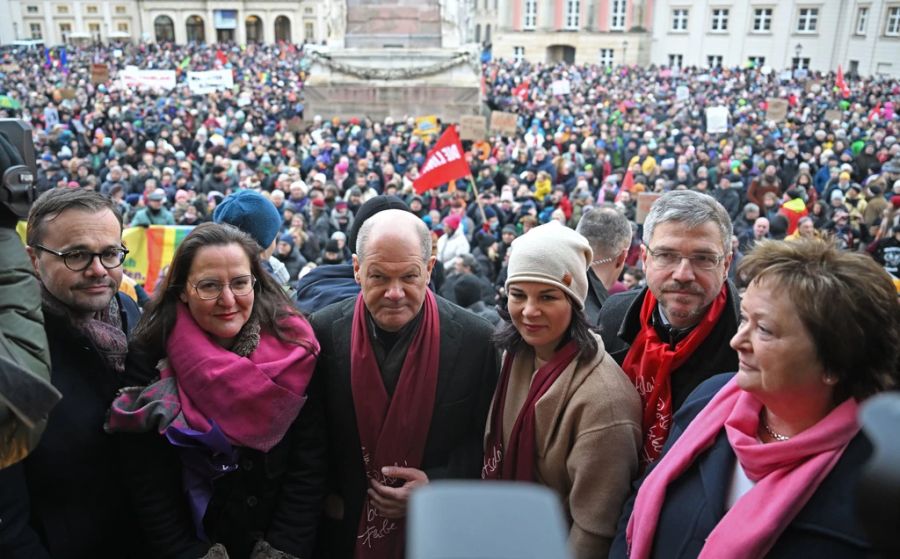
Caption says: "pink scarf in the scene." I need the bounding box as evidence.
[626,377,859,559]
[164,303,318,453]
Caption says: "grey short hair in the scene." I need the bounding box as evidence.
[576,206,632,258]
[642,190,732,250]
[356,209,431,263]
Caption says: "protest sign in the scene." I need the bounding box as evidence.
[459,115,487,141]
[186,69,235,95]
[413,115,440,139]
[91,63,109,84]
[824,109,843,123]
[286,116,305,132]
[119,66,177,90]
[675,85,690,101]
[490,111,518,136]
[59,87,77,100]
[551,79,571,95]
[765,98,789,122]
[43,107,59,128]
[636,193,662,224]
[705,106,729,134]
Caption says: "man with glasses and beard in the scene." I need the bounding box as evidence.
[598,190,740,468]
[3,189,142,557]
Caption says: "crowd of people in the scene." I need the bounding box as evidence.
[1,39,899,559]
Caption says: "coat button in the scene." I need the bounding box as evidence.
[246,496,258,508]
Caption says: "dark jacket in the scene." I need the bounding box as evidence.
[309,296,498,559]
[293,264,359,315]
[583,268,610,327]
[610,374,873,558]
[597,283,740,413]
[16,293,142,559]
[119,337,328,559]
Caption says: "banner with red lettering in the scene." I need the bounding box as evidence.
[413,126,471,194]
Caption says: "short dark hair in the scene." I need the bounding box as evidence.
[738,239,900,401]
[27,188,122,247]
[493,295,598,357]
[132,223,314,359]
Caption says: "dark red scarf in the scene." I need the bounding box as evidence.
[621,286,728,465]
[482,340,580,481]
[350,290,441,559]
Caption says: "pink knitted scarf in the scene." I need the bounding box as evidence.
[626,377,859,559]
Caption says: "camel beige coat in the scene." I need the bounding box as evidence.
[485,332,642,559]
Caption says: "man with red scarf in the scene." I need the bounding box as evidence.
[598,190,740,466]
[310,209,497,559]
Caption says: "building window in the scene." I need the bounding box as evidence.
[57,5,69,14]
[88,22,100,33]
[710,8,729,32]
[523,0,537,30]
[668,53,683,68]
[797,7,818,32]
[29,22,42,39]
[610,0,627,31]
[748,56,765,68]
[707,55,723,68]
[564,1,580,29]
[599,48,614,66]
[855,7,868,35]
[86,5,98,14]
[671,8,688,31]
[305,21,315,41]
[26,5,38,14]
[513,46,525,62]
[887,7,900,36]
[792,57,810,70]
[59,22,72,41]
[115,5,127,14]
[475,23,481,43]
[752,8,772,32]
[304,7,313,15]
[117,22,129,32]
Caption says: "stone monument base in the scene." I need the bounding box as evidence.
[303,46,481,122]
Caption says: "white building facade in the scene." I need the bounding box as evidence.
[9,0,141,44]
[650,0,900,77]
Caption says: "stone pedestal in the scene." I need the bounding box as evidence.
[308,0,480,121]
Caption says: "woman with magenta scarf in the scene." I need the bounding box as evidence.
[107,223,325,559]
[483,221,642,559]
[611,239,900,559]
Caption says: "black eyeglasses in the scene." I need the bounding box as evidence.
[33,245,129,272]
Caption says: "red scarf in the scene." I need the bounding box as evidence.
[350,290,441,559]
[621,286,728,465]
[482,340,580,481]
[626,377,859,559]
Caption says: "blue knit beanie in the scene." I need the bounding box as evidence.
[213,190,281,250]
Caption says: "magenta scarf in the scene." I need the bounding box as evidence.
[626,377,859,559]
[482,340,579,481]
[163,303,318,453]
[350,290,441,559]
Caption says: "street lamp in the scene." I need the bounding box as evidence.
[794,43,803,69]
[623,40,628,65]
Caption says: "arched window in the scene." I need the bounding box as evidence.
[154,15,175,43]
[274,15,291,43]
[485,24,491,43]
[475,23,481,43]
[186,15,205,43]
[246,15,262,43]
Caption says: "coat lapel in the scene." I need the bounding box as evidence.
[696,430,734,522]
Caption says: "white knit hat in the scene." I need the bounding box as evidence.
[505,221,593,309]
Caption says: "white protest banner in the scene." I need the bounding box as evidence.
[551,79,571,95]
[705,106,729,134]
[187,69,235,95]
[43,107,59,128]
[119,66,177,91]
[675,85,690,101]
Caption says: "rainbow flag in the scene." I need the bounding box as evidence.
[122,225,193,293]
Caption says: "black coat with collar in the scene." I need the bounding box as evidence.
[14,293,142,559]
[309,295,499,559]
[597,283,740,413]
[583,268,610,327]
[610,374,873,558]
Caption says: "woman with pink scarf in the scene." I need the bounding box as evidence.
[611,239,900,559]
[107,223,324,559]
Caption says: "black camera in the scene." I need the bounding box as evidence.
[0,119,37,221]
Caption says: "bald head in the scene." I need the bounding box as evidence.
[356,209,431,263]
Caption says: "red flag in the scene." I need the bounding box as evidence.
[621,169,635,191]
[512,80,530,101]
[868,101,882,121]
[836,65,850,98]
[216,49,228,66]
[413,127,471,194]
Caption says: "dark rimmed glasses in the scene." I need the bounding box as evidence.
[33,244,129,272]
